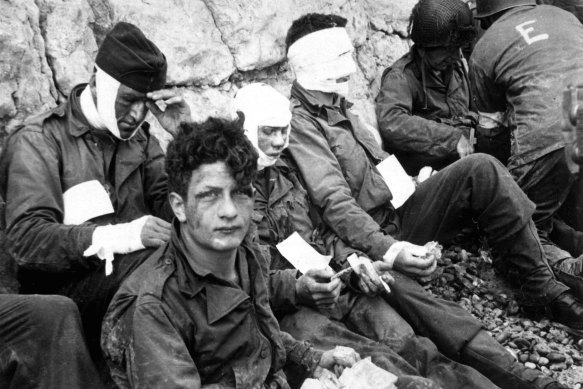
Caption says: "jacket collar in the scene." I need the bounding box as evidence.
[291,81,353,127]
[168,221,258,324]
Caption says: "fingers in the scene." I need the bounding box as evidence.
[147,89,180,102]
[305,266,336,280]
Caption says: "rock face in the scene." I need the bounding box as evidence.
[0,0,416,140]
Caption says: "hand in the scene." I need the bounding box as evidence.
[356,260,394,295]
[140,216,171,247]
[318,346,360,372]
[311,367,342,388]
[296,267,342,310]
[146,88,192,137]
[393,243,437,277]
[457,133,474,158]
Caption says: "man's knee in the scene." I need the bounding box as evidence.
[21,295,81,329]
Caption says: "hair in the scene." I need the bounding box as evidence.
[165,114,258,198]
[285,13,348,53]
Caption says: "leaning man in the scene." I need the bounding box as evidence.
[0,22,189,357]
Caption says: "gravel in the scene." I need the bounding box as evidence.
[423,246,583,388]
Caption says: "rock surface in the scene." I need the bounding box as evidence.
[0,0,417,138]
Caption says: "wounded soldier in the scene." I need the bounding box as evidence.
[235,82,540,389]
[101,117,367,388]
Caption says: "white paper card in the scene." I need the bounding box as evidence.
[276,232,331,274]
[63,180,114,225]
[376,155,416,209]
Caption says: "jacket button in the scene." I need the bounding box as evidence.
[164,258,172,265]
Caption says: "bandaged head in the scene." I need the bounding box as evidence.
[90,22,167,139]
[287,27,356,97]
[234,83,292,170]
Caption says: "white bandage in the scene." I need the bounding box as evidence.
[383,241,428,269]
[95,65,122,138]
[234,83,292,169]
[288,28,356,96]
[83,215,149,275]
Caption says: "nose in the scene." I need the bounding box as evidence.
[218,195,238,219]
[129,101,147,122]
[272,131,285,148]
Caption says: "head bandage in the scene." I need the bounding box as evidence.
[234,83,292,170]
[288,27,356,96]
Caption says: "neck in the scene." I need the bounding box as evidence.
[181,232,238,281]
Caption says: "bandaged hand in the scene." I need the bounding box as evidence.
[383,241,438,277]
[84,215,163,275]
[296,267,342,310]
[146,88,192,137]
[354,259,394,296]
[140,216,171,247]
[318,346,360,376]
[457,133,474,158]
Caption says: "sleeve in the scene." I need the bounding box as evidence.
[268,269,300,317]
[279,331,323,374]
[288,113,396,261]
[2,129,97,272]
[375,68,462,158]
[468,58,506,114]
[129,300,204,388]
[143,134,173,222]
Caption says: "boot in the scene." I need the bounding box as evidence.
[460,330,565,389]
[552,256,583,301]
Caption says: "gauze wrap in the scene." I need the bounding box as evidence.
[95,65,122,138]
[288,27,356,96]
[234,83,292,170]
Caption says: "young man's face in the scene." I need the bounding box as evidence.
[114,84,149,139]
[257,125,289,160]
[174,161,255,255]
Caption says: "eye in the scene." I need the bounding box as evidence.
[196,189,220,200]
[233,187,254,199]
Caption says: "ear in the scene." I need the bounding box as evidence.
[169,192,187,223]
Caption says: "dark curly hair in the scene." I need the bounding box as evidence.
[165,115,258,199]
[285,13,348,53]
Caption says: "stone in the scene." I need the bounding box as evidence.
[37,0,98,95]
[0,0,56,134]
[524,362,537,369]
[547,352,567,363]
[538,357,549,366]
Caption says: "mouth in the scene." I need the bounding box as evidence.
[215,226,241,234]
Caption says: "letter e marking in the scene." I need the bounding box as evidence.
[515,20,549,45]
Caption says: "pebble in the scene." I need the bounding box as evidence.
[497,331,510,343]
[550,363,567,371]
[528,353,540,364]
[519,354,529,363]
[534,343,551,355]
[524,362,537,369]
[538,357,549,366]
[547,352,566,363]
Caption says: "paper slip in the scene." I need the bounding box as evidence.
[347,254,391,293]
[276,232,332,274]
[63,180,114,225]
[376,155,416,209]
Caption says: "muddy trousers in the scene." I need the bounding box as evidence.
[380,154,562,388]
[0,294,103,389]
[280,294,498,389]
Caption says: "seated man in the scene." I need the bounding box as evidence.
[0,294,103,389]
[0,22,190,358]
[286,12,581,387]
[101,117,365,388]
[376,0,481,175]
[235,82,558,389]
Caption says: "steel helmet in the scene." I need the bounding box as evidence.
[475,0,536,18]
[409,0,476,48]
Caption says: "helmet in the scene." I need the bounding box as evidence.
[409,0,476,48]
[475,0,536,19]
